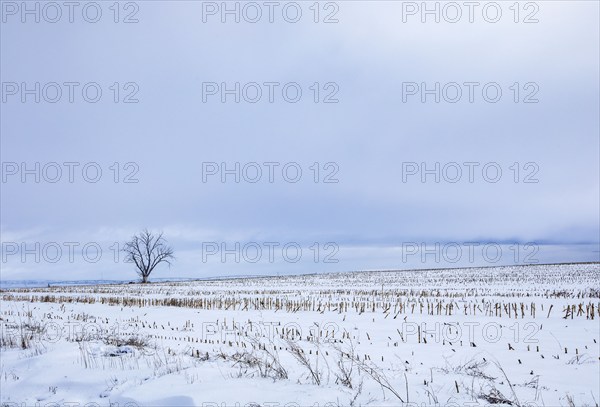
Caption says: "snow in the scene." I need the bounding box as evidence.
[1,263,598,406]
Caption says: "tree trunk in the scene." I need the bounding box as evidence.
[142,275,148,283]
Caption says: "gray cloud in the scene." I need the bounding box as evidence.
[1,1,598,280]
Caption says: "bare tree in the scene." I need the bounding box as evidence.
[123,229,174,283]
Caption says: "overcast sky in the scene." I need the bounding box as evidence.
[1,1,599,281]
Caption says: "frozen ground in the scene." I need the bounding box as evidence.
[1,263,599,406]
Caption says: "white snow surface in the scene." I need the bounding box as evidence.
[1,263,598,407]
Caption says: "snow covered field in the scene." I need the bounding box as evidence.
[1,263,598,407]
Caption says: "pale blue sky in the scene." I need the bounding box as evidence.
[1,1,599,280]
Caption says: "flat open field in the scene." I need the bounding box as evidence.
[1,263,599,406]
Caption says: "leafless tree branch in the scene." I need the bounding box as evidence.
[123,229,174,283]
